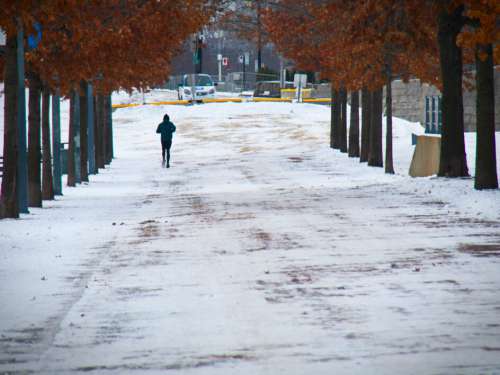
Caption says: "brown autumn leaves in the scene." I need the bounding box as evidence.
[1,1,219,96]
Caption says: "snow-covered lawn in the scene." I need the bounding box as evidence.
[1,91,500,374]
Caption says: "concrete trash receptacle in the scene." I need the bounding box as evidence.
[409,134,441,177]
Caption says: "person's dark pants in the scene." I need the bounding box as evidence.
[161,139,172,166]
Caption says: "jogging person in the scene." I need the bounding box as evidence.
[156,114,176,168]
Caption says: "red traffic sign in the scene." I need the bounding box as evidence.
[222,57,229,66]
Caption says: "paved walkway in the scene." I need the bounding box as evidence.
[1,103,500,374]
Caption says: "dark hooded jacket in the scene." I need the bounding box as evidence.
[156,120,176,142]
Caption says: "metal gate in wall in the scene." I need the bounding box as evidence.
[425,95,442,134]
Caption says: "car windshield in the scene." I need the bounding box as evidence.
[183,75,213,86]
[195,75,213,86]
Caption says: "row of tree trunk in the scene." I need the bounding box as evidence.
[67,89,113,187]
[330,40,497,189]
[0,34,19,218]
[27,73,53,207]
[25,75,114,210]
[0,33,114,219]
[328,6,497,190]
[330,86,388,171]
[437,5,497,189]
[474,44,497,189]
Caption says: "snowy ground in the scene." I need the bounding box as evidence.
[113,88,178,105]
[1,90,500,374]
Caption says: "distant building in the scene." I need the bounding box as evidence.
[169,29,282,81]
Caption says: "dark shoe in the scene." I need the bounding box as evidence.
[167,164,170,168]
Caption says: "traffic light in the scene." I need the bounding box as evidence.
[192,34,204,74]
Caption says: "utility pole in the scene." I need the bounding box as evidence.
[217,54,222,82]
[193,35,198,75]
[216,30,224,83]
[242,54,246,92]
[279,56,285,88]
[193,33,203,74]
[256,0,262,72]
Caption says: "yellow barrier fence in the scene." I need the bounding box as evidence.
[202,98,243,103]
[112,96,331,109]
[111,103,141,109]
[148,100,190,106]
[252,97,293,103]
[303,98,331,103]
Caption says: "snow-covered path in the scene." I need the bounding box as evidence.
[1,101,500,374]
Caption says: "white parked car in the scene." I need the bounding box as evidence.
[178,74,217,101]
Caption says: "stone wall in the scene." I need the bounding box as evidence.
[391,69,500,131]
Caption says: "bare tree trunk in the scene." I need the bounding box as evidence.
[256,0,262,71]
[86,84,96,175]
[79,82,89,182]
[104,95,110,164]
[93,95,101,172]
[474,43,498,189]
[105,95,113,164]
[348,91,360,157]
[385,76,394,174]
[330,86,335,148]
[41,86,54,200]
[51,90,63,195]
[339,88,348,153]
[360,88,371,162]
[28,73,42,207]
[67,92,76,187]
[109,95,114,159]
[368,88,383,167]
[437,4,469,177]
[96,94,106,169]
[334,89,341,150]
[74,91,81,183]
[0,33,19,218]
[332,88,341,149]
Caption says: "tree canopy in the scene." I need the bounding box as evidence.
[1,1,221,94]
